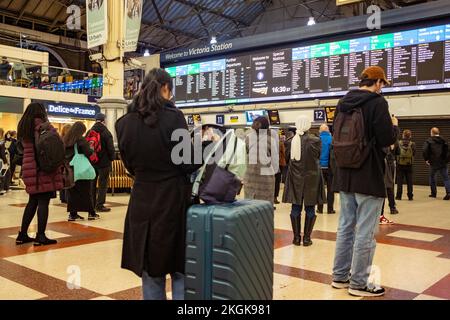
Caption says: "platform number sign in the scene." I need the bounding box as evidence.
[314,109,326,122]
[216,114,225,125]
[187,115,194,126]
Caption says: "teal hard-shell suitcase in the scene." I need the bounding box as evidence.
[185,200,274,300]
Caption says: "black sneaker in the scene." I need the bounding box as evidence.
[348,286,385,297]
[390,208,399,214]
[327,210,336,214]
[444,194,450,201]
[332,280,350,289]
[429,194,437,198]
[96,206,111,212]
[274,199,280,204]
[68,214,85,222]
[88,213,100,221]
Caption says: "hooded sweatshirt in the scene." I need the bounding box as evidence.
[423,136,449,169]
[332,89,399,198]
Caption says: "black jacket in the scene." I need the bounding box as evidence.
[0,140,7,164]
[333,89,399,198]
[65,138,93,161]
[0,62,11,79]
[282,134,325,206]
[423,136,449,169]
[88,122,115,169]
[116,102,201,277]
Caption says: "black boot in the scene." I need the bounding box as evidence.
[290,216,301,246]
[16,231,35,245]
[34,233,57,246]
[303,216,317,247]
[316,205,323,214]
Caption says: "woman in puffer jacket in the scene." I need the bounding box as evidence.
[16,102,64,246]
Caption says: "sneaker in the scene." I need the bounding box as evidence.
[429,194,437,198]
[332,280,350,289]
[274,199,280,204]
[96,206,111,212]
[348,286,385,297]
[327,210,336,214]
[444,194,450,201]
[88,213,100,221]
[380,215,394,225]
[68,214,85,222]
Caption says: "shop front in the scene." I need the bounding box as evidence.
[0,96,24,133]
[33,100,100,134]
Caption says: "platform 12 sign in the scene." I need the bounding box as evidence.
[314,109,326,122]
[216,114,225,125]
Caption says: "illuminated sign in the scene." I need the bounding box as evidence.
[36,101,100,119]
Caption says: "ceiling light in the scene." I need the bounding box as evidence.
[143,49,150,57]
[307,17,316,26]
[210,36,217,44]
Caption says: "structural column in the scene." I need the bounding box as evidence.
[97,0,127,146]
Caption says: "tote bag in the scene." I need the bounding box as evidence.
[70,143,96,182]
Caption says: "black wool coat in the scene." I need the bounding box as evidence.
[116,102,200,277]
[283,133,325,207]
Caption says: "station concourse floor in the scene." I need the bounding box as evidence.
[0,185,449,300]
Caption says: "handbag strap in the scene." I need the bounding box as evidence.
[224,134,238,171]
[192,129,233,197]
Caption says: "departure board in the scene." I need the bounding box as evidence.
[165,22,450,107]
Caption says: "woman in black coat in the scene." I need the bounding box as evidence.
[283,115,325,247]
[116,68,200,300]
[64,121,98,221]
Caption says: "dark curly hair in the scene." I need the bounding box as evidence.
[130,68,173,127]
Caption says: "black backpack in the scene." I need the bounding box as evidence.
[333,107,371,169]
[34,123,65,173]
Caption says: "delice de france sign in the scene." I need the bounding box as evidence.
[47,103,98,119]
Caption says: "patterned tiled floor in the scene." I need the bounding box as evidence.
[0,185,449,300]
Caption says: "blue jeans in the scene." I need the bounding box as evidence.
[429,167,450,196]
[290,202,315,219]
[332,192,384,289]
[142,271,185,300]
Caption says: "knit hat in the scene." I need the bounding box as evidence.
[95,112,106,121]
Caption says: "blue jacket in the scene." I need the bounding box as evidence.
[319,131,332,168]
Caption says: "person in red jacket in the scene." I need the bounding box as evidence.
[16,102,64,246]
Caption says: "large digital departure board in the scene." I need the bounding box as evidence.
[165,22,450,107]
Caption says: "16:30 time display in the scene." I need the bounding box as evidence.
[271,86,291,93]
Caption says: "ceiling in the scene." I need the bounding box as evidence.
[0,0,435,55]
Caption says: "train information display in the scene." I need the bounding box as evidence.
[165,22,450,107]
